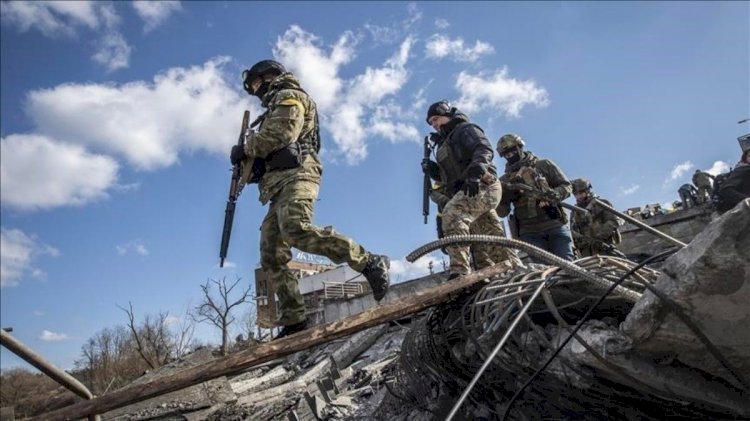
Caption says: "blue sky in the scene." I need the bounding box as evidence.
[1,1,748,370]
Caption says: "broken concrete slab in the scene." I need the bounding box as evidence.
[622,199,750,381]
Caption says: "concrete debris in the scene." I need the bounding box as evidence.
[94,202,748,421]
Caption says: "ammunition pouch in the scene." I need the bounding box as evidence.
[247,158,267,184]
[265,142,314,172]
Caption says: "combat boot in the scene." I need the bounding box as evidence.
[361,254,390,301]
[275,319,308,340]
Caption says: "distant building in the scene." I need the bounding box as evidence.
[255,258,371,330]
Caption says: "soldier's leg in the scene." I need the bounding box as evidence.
[275,181,369,272]
[442,180,501,277]
[471,210,521,270]
[260,201,305,326]
[546,224,575,261]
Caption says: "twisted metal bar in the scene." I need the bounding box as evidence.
[407,235,642,302]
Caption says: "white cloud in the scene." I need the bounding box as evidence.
[425,34,494,62]
[434,18,450,29]
[455,67,550,118]
[164,314,181,326]
[0,228,59,288]
[39,330,69,341]
[1,134,119,210]
[33,310,45,317]
[705,160,730,176]
[364,3,422,44]
[115,239,149,256]
[0,0,102,36]
[92,30,132,72]
[1,1,131,71]
[24,57,255,170]
[664,161,694,185]
[273,25,358,112]
[274,26,417,164]
[132,0,182,33]
[620,184,640,196]
[390,253,444,283]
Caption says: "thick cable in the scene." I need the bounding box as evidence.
[406,235,642,302]
[445,280,548,421]
[500,249,676,420]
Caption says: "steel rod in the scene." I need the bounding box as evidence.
[446,280,548,420]
[593,198,686,248]
[0,329,94,400]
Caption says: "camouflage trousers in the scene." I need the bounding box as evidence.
[260,180,369,326]
[442,180,520,276]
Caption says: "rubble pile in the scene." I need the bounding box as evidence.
[384,200,750,420]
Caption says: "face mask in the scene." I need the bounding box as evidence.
[506,150,521,164]
[254,81,272,99]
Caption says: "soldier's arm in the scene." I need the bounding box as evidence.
[245,91,305,159]
[464,126,494,180]
[540,160,573,200]
[592,200,619,239]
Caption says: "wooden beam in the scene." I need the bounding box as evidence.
[33,265,509,421]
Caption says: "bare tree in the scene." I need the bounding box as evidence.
[192,277,252,356]
[119,302,195,369]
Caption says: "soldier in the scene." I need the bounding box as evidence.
[569,178,623,258]
[496,134,575,261]
[230,60,390,338]
[421,101,520,279]
[692,169,715,204]
[715,149,750,213]
[678,183,699,209]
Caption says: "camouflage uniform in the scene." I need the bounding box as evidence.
[424,110,520,277]
[692,170,714,204]
[570,196,622,257]
[244,73,371,326]
[497,149,575,261]
[430,182,519,272]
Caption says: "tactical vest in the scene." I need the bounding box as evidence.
[435,122,484,195]
[248,86,320,182]
[508,157,560,220]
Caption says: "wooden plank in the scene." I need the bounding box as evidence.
[33,264,509,421]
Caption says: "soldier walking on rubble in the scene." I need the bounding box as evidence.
[569,178,623,258]
[678,183,699,209]
[692,169,715,204]
[421,101,520,280]
[496,134,575,261]
[230,60,390,338]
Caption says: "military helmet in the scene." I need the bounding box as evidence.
[426,100,454,124]
[242,60,286,94]
[571,178,592,194]
[497,133,525,154]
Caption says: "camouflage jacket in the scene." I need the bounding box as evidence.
[692,171,714,188]
[570,196,621,257]
[497,152,572,235]
[243,73,322,204]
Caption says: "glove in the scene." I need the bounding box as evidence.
[463,178,480,198]
[230,145,247,166]
[421,159,439,176]
[429,132,442,144]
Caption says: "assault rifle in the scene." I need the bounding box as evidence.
[502,182,589,215]
[219,110,250,267]
[422,135,431,224]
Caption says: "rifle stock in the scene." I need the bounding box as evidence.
[219,110,250,267]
